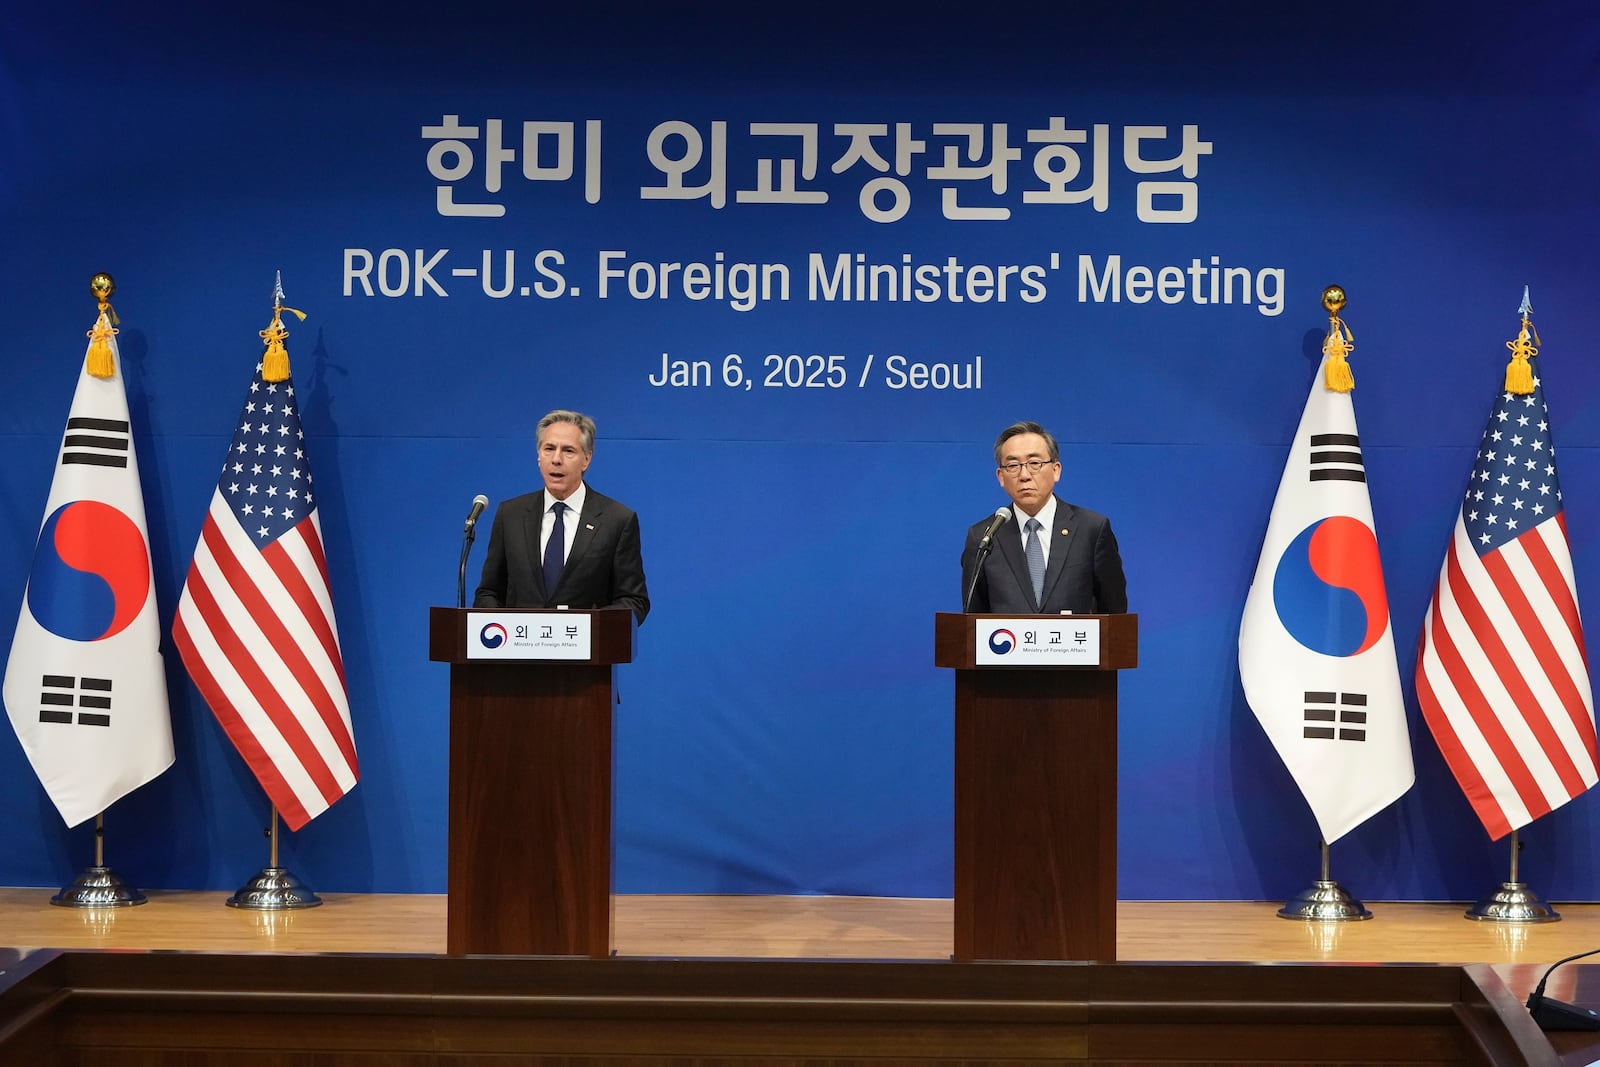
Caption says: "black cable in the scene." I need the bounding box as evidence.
[1526,946,1600,1031]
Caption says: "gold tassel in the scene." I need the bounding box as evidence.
[259,305,307,383]
[85,306,118,380]
[1503,316,1539,395]
[1322,314,1355,393]
[261,328,290,382]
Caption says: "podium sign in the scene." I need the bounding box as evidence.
[973,617,1100,666]
[465,611,592,659]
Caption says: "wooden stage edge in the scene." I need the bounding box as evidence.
[7,892,1600,1064]
[5,890,1600,969]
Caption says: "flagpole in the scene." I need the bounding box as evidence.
[50,811,148,908]
[225,804,323,910]
[1465,828,1560,923]
[1277,838,1372,921]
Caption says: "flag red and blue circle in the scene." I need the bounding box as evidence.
[1271,516,1389,657]
[26,500,151,642]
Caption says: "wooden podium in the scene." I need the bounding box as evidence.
[429,605,635,956]
[935,611,1138,962]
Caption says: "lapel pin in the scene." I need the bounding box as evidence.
[585,523,595,530]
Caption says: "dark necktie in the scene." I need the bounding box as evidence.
[542,501,567,596]
[1024,517,1046,606]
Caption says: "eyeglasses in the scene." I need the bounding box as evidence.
[998,459,1055,476]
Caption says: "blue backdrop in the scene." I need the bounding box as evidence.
[3,1,1599,902]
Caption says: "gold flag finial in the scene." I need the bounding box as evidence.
[85,272,119,380]
[1504,286,1538,395]
[1321,284,1354,393]
[260,270,307,383]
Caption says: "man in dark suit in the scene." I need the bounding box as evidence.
[961,421,1126,615]
[474,409,650,624]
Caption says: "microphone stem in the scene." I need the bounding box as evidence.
[457,527,476,608]
[962,541,995,613]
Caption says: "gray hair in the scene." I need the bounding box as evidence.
[536,409,596,455]
[992,421,1060,466]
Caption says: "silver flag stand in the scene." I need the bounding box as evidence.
[226,806,322,910]
[51,812,147,907]
[1278,839,1372,921]
[1465,829,1559,922]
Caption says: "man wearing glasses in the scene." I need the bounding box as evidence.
[960,421,1127,615]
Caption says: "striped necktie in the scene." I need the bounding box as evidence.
[1024,517,1045,606]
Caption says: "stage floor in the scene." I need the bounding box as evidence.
[2,889,1597,971]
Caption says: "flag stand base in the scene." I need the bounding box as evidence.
[225,867,322,910]
[1277,880,1372,922]
[50,866,148,908]
[1464,881,1560,923]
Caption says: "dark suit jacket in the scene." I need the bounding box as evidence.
[473,487,650,624]
[960,496,1127,614]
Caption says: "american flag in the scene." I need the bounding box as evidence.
[1415,369,1597,839]
[172,363,358,831]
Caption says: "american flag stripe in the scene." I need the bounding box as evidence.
[174,581,343,826]
[173,598,314,828]
[1415,645,1514,837]
[1460,525,1586,767]
[1420,598,1547,831]
[1491,527,1595,752]
[261,533,358,772]
[265,526,350,707]
[1496,525,1594,764]
[1525,514,1589,668]
[1431,526,1586,797]
[198,499,347,730]
[173,360,358,832]
[176,497,356,808]
[174,571,344,828]
[1418,506,1597,838]
[1475,551,1590,795]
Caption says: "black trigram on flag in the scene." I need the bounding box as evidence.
[37,675,113,728]
[1308,433,1364,483]
[1303,691,1367,741]
[62,417,130,468]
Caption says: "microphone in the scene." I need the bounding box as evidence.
[962,507,1013,612]
[975,506,1013,551]
[458,494,489,608]
[1526,947,1600,1030]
